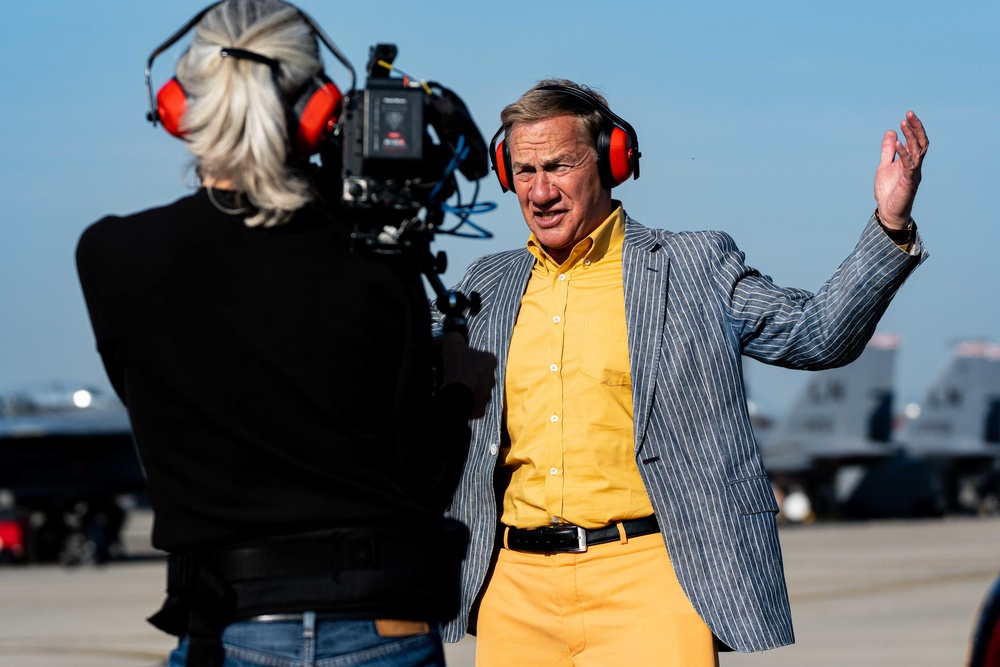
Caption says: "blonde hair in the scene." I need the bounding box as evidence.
[176,0,322,227]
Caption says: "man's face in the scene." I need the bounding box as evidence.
[508,115,613,263]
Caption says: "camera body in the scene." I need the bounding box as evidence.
[340,77,427,213]
[315,44,489,334]
[327,44,487,238]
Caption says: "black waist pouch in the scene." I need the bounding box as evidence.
[149,518,470,637]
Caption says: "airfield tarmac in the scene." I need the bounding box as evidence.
[1,512,997,667]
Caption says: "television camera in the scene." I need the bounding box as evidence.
[320,43,495,335]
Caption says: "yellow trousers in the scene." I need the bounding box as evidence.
[475,531,719,667]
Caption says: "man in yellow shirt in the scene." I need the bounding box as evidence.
[440,79,928,665]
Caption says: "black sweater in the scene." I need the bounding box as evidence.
[76,189,471,553]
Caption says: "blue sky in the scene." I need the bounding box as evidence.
[2,1,997,417]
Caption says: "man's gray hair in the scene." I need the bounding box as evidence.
[499,79,610,156]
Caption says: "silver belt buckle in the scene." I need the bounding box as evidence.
[569,525,587,553]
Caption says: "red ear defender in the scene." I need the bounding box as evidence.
[606,125,635,186]
[156,78,189,139]
[493,139,513,193]
[292,74,343,156]
[488,126,515,193]
[594,122,639,188]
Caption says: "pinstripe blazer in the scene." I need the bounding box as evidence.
[441,212,923,652]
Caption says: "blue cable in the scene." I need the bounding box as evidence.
[427,134,496,239]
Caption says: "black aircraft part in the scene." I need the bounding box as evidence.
[840,456,947,519]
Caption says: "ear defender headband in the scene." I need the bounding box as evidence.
[489,84,641,193]
[144,1,357,156]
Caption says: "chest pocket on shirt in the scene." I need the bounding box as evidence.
[581,313,631,387]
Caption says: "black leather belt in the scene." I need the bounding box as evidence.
[505,516,659,554]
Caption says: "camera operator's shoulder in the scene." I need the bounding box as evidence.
[77,192,205,270]
[82,192,203,239]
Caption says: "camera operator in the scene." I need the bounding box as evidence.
[75,2,494,666]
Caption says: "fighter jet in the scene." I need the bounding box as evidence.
[899,341,1000,513]
[755,333,945,521]
[0,384,145,563]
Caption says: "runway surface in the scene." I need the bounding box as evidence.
[1,512,997,666]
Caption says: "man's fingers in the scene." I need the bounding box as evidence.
[905,111,929,149]
[899,112,928,163]
[880,129,898,166]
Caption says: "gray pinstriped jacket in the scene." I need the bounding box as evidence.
[441,212,923,651]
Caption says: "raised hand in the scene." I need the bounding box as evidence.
[873,111,929,230]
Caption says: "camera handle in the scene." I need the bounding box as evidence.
[420,250,481,341]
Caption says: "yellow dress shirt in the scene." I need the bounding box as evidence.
[501,205,655,529]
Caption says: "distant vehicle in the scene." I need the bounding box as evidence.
[0,385,145,564]
[755,333,946,521]
[0,493,25,562]
[967,569,1000,667]
[900,341,1000,513]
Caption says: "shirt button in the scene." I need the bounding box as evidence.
[553,316,561,323]
[549,364,558,372]
[489,444,498,455]
[550,415,559,422]
[584,259,591,266]
[551,517,561,525]
[550,467,558,475]
[558,274,567,281]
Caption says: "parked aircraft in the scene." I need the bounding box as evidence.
[899,341,1000,513]
[0,385,144,563]
[754,333,946,521]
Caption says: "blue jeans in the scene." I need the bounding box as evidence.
[168,613,446,667]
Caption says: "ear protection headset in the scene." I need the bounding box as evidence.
[144,1,357,156]
[488,84,641,193]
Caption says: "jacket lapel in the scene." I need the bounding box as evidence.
[622,217,670,453]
